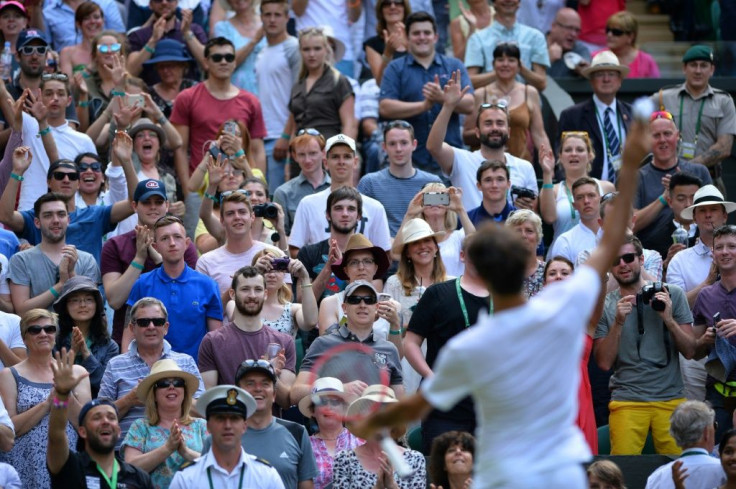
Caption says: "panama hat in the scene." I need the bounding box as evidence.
[680,185,736,220]
[581,51,629,78]
[298,377,350,417]
[391,218,445,256]
[331,233,390,280]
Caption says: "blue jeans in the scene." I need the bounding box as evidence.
[706,384,736,442]
[264,138,286,195]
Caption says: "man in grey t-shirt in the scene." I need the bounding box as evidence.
[594,234,695,455]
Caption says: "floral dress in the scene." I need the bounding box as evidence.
[263,302,294,336]
[524,260,546,299]
[332,447,426,489]
[310,428,363,489]
[121,418,208,489]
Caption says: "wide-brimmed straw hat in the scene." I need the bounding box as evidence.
[346,385,397,419]
[331,233,390,280]
[136,359,199,402]
[298,377,350,417]
[581,51,630,78]
[680,185,736,220]
[391,218,445,256]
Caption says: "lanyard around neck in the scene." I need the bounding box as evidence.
[562,181,578,221]
[208,464,245,489]
[96,459,118,489]
[594,104,623,158]
[455,276,493,328]
[679,95,706,146]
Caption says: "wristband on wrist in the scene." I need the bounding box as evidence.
[389,328,402,336]
[185,32,194,41]
[77,100,90,108]
[111,90,125,97]
[49,286,60,298]
[541,183,554,189]
[130,261,144,271]
[280,132,290,140]
[232,149,245,158]
[10,172,23,182]
[144,44,155,54]
[38,126,51,137]
[658,195,668,207]
[301,283,313,289]
[52,396,69,409]
[204,192,218,203]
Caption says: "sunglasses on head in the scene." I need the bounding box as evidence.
[561,130,591,144]
[345,295,378,305]
[209,53,235,63]
[613,252,638,267]
[19,45,48,56]
[41,73,69,82]
[51,171,79,181]
[606,27,629,36]
[26,324,57,335]
[219,188,250,203]
[97,43,121,54]
[479,100,509,113]
[650,111,674,122]
[241,359,272,369]
[134,317,166,327]
[154,378,186,389]
[78,162,102,172]
[600,191,618,205]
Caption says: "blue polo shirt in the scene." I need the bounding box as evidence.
[20,205,114,263]
[380,53,473,174]
[126,265,224,361]
[467,201,516,227]
[43,0,126,51]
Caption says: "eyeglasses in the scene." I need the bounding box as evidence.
[134,317,166,327]
[209,53,235,63]
[346,258,376,268]
[68,296,96,306]
[600,191,618,205]
[605,27,629,36]
[612,252,638,267]
[78,162,102,172]
[41,73,69,82]
[97,43,121,54]
[154,378,186,389]
[51,171,79,181]
[26,325,58,335]
[479,100,509,113]
[650,111,674,122]
[345,295,378,305]
[554,21,581,34]
[220,188,250,203]
[19,45,48,56]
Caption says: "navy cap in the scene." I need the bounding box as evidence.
[133,179,167,202]
[235,359,277,385]
[143,39,192,65]
[79,399,118,426]
[16,29,48,51]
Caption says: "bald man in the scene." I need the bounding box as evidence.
[547,8,591,79]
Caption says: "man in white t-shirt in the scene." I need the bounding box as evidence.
[352,117,651,488]
[18,74,97,211]
[426,78,538,212]
[288,134,390,257]
[0,308,24,369]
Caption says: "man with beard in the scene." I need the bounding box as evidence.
[48,348,153,488]
[594,234,696,454]
[426,73,538,212]
[124,216,222,360]
[126,0,206,85]
[198,266,296,409]
[8,192,99,314]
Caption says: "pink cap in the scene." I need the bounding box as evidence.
[0,1,28,17]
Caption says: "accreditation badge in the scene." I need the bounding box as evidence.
[681,141,696,160]
[610,154,622,171]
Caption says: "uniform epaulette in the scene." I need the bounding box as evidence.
[179,459,197,470]
[712,87,728,94]
[254,457,272,467]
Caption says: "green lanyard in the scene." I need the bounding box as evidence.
[679,449,705,458]
[207,465,245,489]
[95,459,118,489]
[679,95,706,146]
[562,181,578,221]
[455,276,493,328]
[593,104,623,159]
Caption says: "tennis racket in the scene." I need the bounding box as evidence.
[308,342,413,477]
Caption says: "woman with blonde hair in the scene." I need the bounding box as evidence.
[122,359,207,489]
[505,209,545,298]
[594,11,659,78]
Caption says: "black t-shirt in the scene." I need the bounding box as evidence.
[297,239,347,302]
[50,451,152,489]
[408,278,490,421]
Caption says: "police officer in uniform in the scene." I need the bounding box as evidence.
[169,385,285,489]
[654,45,736,196]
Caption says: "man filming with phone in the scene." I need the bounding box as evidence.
[594,234,696,455]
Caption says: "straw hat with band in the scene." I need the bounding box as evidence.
[196,385,257,420]
[298,377,350,417]
[391,218,445,257]
[331,233,390,280]
[346,384,397,419]
[136,359,199,402]
[581,51,630,79]
[52,276,104,315]
[680,184,736,221]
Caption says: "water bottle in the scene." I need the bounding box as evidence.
[0,42,12,80]
[672,227,689,246]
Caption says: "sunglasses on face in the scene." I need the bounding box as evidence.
[41,73,69,82]
[650,110,674,122]
[605,27,629,36]
[134,317,166,327]
[19,45,48,56]
[97,43,121,54]
[316,397,345,408]
[612,252,638,267]
[51,171,79,181]
[381,0,403,6]
[345,295,378,305]
[26,324,58,335]
[209,53,235,63]
[154,378,186,389]
[78,162,102,172]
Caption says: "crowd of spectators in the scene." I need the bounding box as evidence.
[0,0,730,487]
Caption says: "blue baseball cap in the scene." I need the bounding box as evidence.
[78,399,118,426]
[133,179,167,202]
[16,29,48,51]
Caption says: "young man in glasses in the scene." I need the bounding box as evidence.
[99,296,205,449]
[170,37,266,194]
[123,215,223,360]
[198,266,297,407]
[7,191,100,315]
[594,234,695,455]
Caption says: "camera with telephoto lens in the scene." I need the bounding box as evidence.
[638,282,668,312]
[253,203,279,219]
[271,257,290,272]
[510,185,537,200]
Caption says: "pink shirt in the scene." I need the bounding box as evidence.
[592,49,661,78]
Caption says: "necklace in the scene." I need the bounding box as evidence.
[493,82,515,98]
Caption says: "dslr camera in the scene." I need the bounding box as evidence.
[510,185,537,200]
[253,203,279,219]
[638,282,669,312]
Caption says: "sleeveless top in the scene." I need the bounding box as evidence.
[484,85,532,161]
[263,302,295,336]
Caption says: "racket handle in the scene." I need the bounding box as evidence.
[380,433,414,478]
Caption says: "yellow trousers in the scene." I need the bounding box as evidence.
[608,399,685,455]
